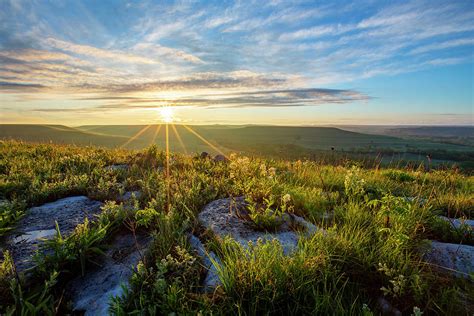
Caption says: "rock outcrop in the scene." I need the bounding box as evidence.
[67,232,151,315]
[188,234,222,293]
[423,241,474,278]
[198,197,318,255]
[6,196,103,271]
[438,216,474,230]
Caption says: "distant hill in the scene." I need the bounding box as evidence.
[0,124,127,147]
[1,124,472,167]
[75,124,469,151]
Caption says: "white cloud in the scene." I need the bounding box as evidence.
[409,38,474,55]
[44,38,159,65]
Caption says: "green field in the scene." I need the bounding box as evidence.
[0,141,473,314]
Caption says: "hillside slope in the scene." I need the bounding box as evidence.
[76,124,470,152]
[0,124,127,147]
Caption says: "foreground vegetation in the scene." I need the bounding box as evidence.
[0,140,473,315]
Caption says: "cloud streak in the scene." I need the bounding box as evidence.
[28,88,369,113]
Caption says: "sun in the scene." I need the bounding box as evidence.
[159,107,174,123]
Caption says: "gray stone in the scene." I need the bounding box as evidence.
[105,164,129,171]
[438,216,474,230]
[7,196,103,271]
[117,191,142,203]
[67,233,151,315]
[213,154,228,162]
[198,197,319,255]
[423,241,474,278]
[377,297,402,316]
[188,235,223,293]
[290,214,318,236]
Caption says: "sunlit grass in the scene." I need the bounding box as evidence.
[0,141,472,315]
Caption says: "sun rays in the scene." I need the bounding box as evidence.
[119,106,228,212]
[120,106,227,157]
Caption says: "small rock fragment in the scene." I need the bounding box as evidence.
[117,191,142,203]
[377,297,402,316]
[213,154,228,162]
[105,164,129,172]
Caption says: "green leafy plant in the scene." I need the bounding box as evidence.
[246,194,293,231]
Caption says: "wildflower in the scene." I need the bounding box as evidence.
[268,167,276,178]
[282,194,291,203]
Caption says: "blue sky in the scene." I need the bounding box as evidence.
[0,0,473,125]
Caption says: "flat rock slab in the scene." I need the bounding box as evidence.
[6,196,103,271]
[423,241,474,278]
[198,197,318,255]
[67,232,151,315]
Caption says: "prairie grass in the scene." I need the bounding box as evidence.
[0,140,472,315]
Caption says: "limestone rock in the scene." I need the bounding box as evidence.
[105,164,129,172]
[7,196,103,271]
[198,197,319,255]
[438,216,474,230]
[423,241,474,278]
[188,234,222,293]
[67,232,151,315]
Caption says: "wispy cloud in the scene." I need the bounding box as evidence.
[409,38,474,55]
[30,87,369,112]
[43,38,159,65]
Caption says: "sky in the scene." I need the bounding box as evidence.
[0,0,473,126]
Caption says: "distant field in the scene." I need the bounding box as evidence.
[1,124,473,169]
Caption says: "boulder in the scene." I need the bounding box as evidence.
[67,232,151,315]
[200,152,210,159]
[7,196,103,271]
[198,197,319,255]
[423,241,474,278]
[188,234,222,293]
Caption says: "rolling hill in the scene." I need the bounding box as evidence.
[1,124,473,167]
